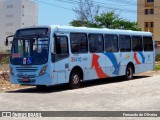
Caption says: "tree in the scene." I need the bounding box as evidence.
[69,20,91,27]
[95,11,120,28]
[70,11,141,31]
[95,12,141,31]
[69,20,99,28]
[73,0,100,23]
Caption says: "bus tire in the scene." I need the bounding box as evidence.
[69,70,81,89]
[125,65,133,80]
[36,85,47,90]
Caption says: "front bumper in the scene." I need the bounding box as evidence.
[10,73,53,86]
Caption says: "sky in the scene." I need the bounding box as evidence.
[33,0,137,26]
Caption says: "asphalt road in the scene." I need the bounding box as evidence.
[0,75,160,120]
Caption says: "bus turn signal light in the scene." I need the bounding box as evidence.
[39,66,47,76]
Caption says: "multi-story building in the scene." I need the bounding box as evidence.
[0,0,38,51]
[138,0,160,43]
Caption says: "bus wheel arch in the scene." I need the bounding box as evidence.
[125,62,135,80]
[69,66,83,89]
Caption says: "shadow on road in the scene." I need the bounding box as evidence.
[6,75,151,94]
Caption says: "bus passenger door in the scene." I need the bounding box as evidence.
[52,35,69,84]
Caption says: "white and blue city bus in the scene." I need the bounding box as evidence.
[6,25,155,89]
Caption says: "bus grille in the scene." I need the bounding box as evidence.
[15,66,38,83]
[16,67,38,72]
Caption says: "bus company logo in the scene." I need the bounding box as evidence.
[134,52,145,64]
[126,54,130,59]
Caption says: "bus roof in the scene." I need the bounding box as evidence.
[18,25,152,36]
[50,25,152,36]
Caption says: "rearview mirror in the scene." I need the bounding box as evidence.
[6,35,14,46]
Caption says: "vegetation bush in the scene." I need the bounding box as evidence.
[0,56,9,65]
[0,50,10,65]
[155,54,160,61]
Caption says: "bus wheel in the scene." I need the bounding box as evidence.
[125,65,133,80]
[69,70,81,89]
[36,85,47,90]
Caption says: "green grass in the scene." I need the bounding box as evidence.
[154,65,160,71]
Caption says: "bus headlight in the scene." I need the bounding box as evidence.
[10,66,14,76]
[39,66,47,76]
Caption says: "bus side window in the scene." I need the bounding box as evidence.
[132,36,143,51]
[88,34,104,53]
[143,36,153,51]
[119,35,131,52]
[70,33,88,53]
[56,36,69,54]
[105,34,118,52]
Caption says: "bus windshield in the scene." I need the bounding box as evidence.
[10,36,50,65]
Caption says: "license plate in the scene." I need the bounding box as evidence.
[22,77,30,82]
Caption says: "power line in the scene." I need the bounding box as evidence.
[62,0,160,12]
[53,0,137,13]
[68,0,136,6]
[49,0,160,16]
[32,0,72,11]
[31,0,160,17]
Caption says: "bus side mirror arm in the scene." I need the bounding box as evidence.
[6,35,14,46]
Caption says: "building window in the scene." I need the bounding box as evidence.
[147,0,154,2]
[6,23,13,26]
[22,5,24,8]
[22,23,24,25]
[150,9,154,14]
[151,22,154,28]
[6,5,13,8]
[145,9,154,15]
[6,14,13,18]
[88,34,104,53]
[145,9,149,14]
[145,22,149,28]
